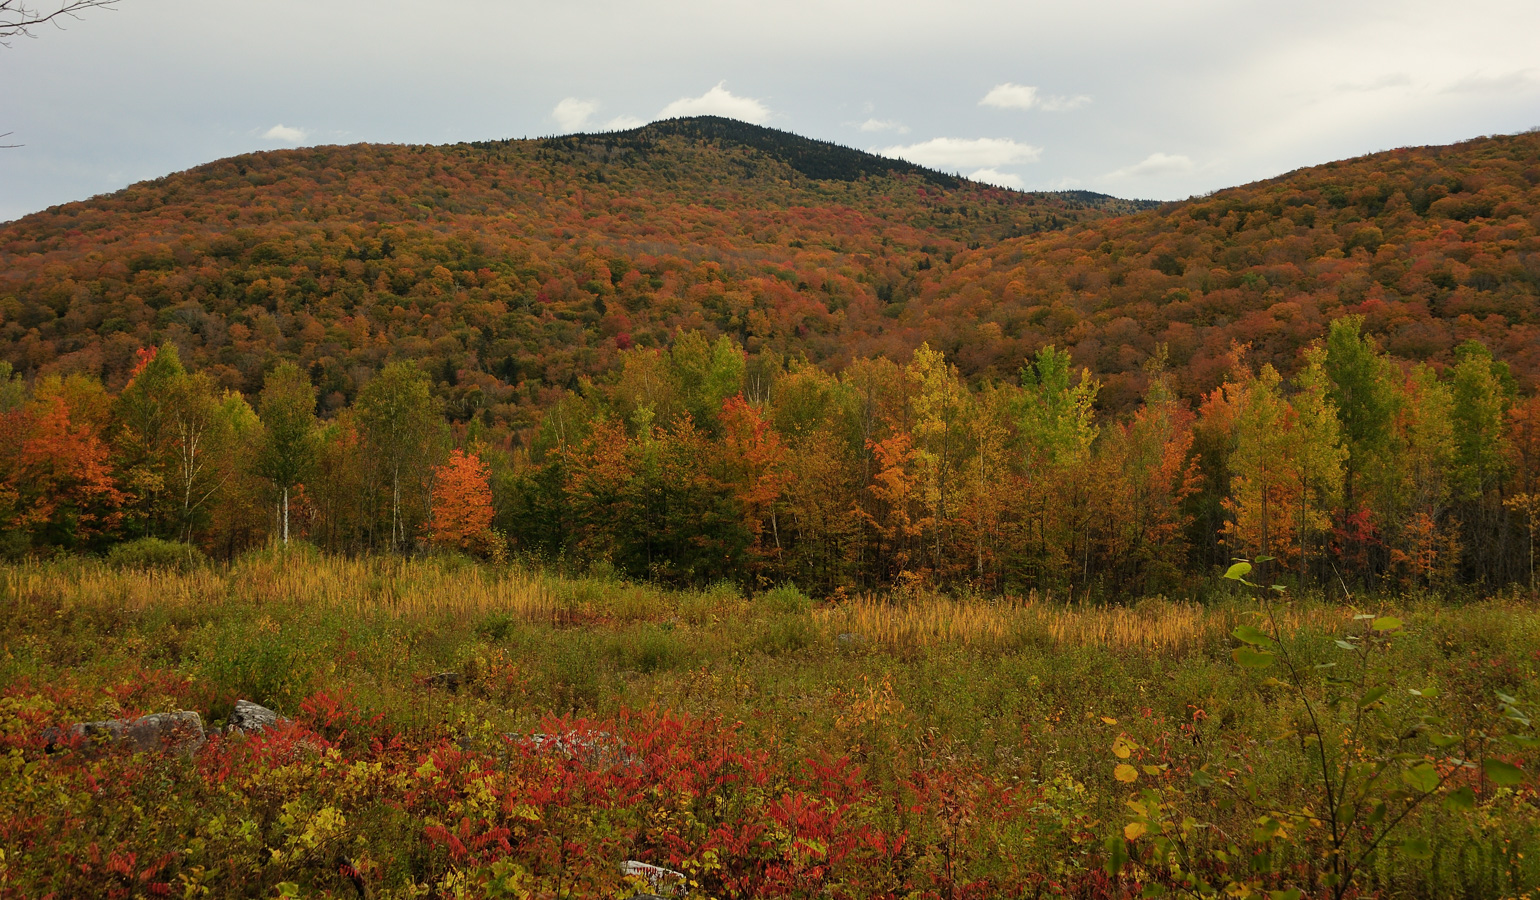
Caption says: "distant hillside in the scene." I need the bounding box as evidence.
[884,131,1540,408]
[0,121,1536,423]
[0,117,1141,423]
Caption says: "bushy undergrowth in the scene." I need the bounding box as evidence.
[1,555,1538,898]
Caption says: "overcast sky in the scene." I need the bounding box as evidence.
[3,0,1538,222]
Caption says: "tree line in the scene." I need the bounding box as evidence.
[1,317,1535,598]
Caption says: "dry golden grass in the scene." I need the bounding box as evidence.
[1,553,556,622]
[817,594,1351,653]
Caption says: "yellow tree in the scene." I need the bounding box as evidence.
[1222,365,1302,572]
[1287,346,1347,583]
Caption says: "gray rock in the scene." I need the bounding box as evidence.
[65,711,206,755]
[226,699,284,734]
[837,632,866,644]
[428,672,464,693]
[509,730,640,770]
[621,860,687,896]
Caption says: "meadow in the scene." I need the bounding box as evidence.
[2,552,1538,899]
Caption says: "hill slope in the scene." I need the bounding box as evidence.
[0,117,1143,421]
[0,121,1537,422]
[893,132,1540,408]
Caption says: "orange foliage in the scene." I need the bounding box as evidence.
[0,395,125,543]
[427,449,494,552]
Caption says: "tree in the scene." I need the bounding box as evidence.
[1,0,116,42]
[1322,316,1398,516]
[0,391,124,551]
[110,343,185,538]
[1449,340,1513,583]
[427,449,495,553]
[256,363,318,547]
[356,361,443,551]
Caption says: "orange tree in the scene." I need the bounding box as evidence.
[427,448,496,555]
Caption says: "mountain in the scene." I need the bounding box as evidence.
[891,131,1540,408]
[0,119,1537,424]
[0,117,1150,423]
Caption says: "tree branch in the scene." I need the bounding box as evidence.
[1,0,117,43]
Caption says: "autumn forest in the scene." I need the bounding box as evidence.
[6,119,1540,900]
[1,119,1538,596]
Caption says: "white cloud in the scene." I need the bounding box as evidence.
[552,99,644,133]
[262,124,306,143]
[856,117,908,133]
[980,83,1039,110]
[979,82,1090,112]
[1104,152,1195,180]
[968,167,1023,189]
[553,97,600,132]
[657,82,770,124]
[604,115,645,130]
[1036,94,1091,111]
[877,137,1042,170]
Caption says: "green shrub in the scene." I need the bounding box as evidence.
[760,583,811,615]
[753,613,818,655]
[107,537,207,571]
[609,624,689,674]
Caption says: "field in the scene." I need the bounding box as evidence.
[3,553,1539,899]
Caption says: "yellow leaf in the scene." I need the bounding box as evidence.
[1115,764,1139,783]
[1101,716,1118,725]
[1124,821,1148,841]
[1113,735,1134,759]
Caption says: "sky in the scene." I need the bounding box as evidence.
[2,0,1538,222]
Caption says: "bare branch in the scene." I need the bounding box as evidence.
[0,0,118,44]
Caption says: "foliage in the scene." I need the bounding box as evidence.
[105,536,206,571]
[1,557,1538,898]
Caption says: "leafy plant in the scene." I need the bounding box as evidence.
[1106,557,1536,898]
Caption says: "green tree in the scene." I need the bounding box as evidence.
[1449,340,1513,583]
[255,363,318,547]
[356,361,443,551]
[1323,317,1398,516]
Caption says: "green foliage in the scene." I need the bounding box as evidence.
[2,557,1539,897]
[1102,559,1538,899]
[760,582,811,615]
[106,536,207,571]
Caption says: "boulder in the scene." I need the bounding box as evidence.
[226,699,284,734]
[428,672,464,693]
[621,859,687,897]
[509,729,640,770]
[63,711,206,755]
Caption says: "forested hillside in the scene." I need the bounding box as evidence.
[0,117,1137,423]
[0,121,1538,597]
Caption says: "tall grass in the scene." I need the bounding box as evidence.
[818,593,1351,653]
[1,553,555,622]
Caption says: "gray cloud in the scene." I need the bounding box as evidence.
[3,0,1540,219]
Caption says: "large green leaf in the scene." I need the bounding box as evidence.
[1232,646,1275,669]
[1371,616,1403,631]
[1401,836,1433,860]
[1223,561,1252,581]
[1445,786,1477,811]
[1401,762,1439,793]
[1484,759,1526,786]
[1232,624,1276,648]
[1104,836,1128,876]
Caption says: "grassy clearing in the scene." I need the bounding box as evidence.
[2,554,1539,898]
